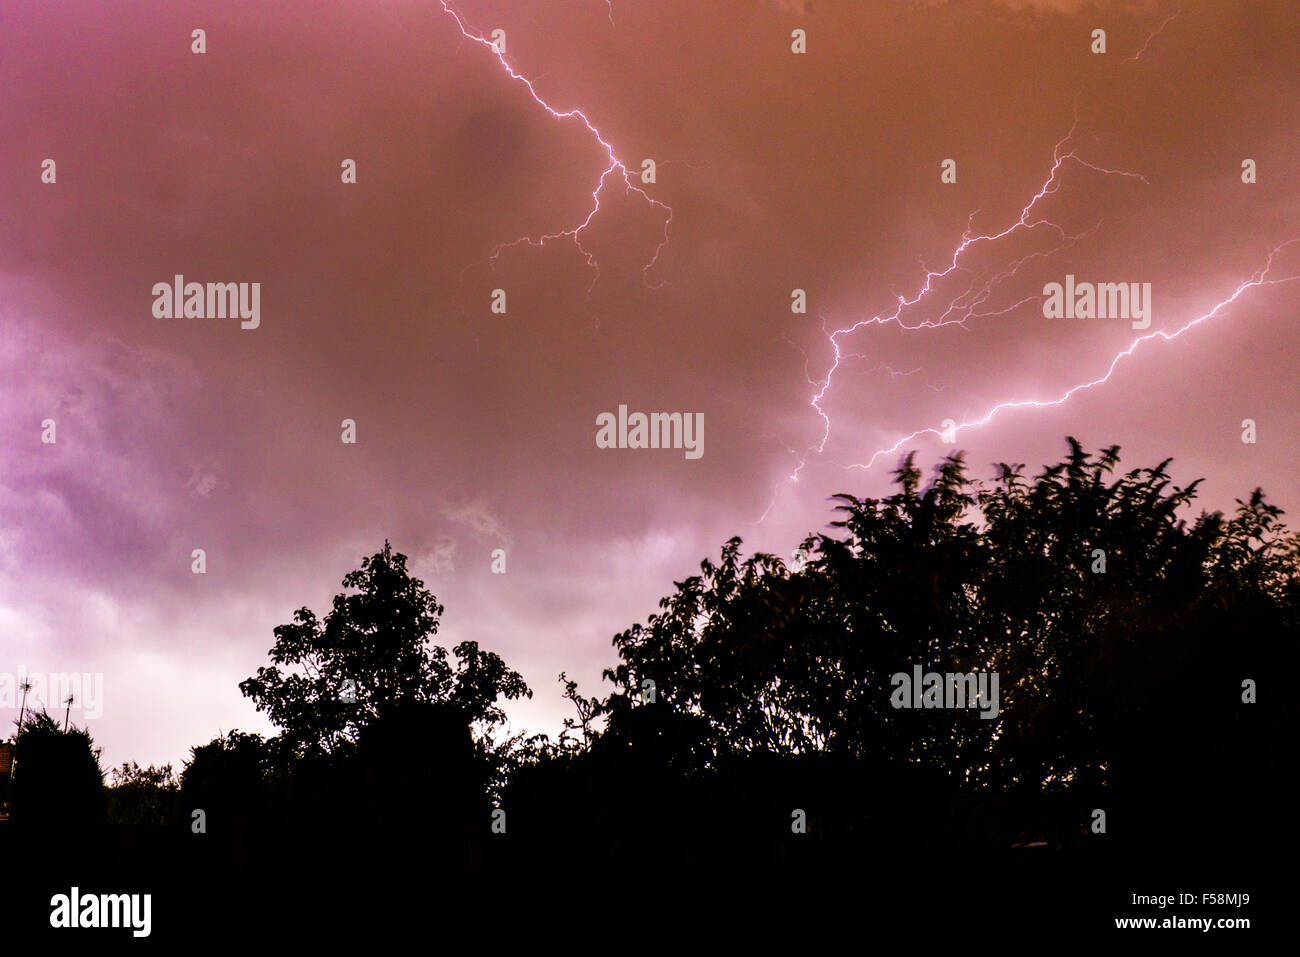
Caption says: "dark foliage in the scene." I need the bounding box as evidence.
[10,711,105,825]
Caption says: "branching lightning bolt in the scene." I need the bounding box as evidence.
[793,119,1148,482]
[440,2,671,291]
[842,239,1300,472]
[758,222,1299,523]
[437,4,1291,529]
[751,9,1298,526]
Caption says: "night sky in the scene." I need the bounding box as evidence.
[2,0,1297,769]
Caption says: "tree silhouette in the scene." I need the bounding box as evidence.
[7,441,1287,937]
[106,761,178,826]
[224,541,533,874]
[179,731,270,834]
[239,540,531,761]
[506,439,1297,863]
[10,710,105,825]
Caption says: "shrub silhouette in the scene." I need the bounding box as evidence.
[106,761,178,826]
[10,711,105,825]
[179,731,270,838]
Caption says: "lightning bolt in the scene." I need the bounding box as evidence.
[748,120,1153,524]
[1125,6,1181,63]
[842,239,1300,472]
[752,8,1296,525]
[756,231,1299,525]
[795,117,1148,483]
[440,2,671,292]
[437,4,1290,527]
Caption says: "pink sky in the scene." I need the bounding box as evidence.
[2,0,1297,770]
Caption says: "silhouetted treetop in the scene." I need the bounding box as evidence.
[593,439,1298,806]
[240,541,531,758]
